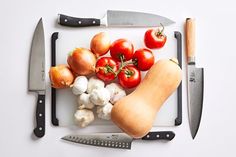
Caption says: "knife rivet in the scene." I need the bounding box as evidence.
[166,134,170,138]
[39,100,43,103]
[39,113,42,117]
[146,135,150,138]
[78,21,81,24]
[39,127,42,131]
[156,134,160,138]
[93,21,96,24]
[64,19,67,22]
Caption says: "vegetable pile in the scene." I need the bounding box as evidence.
[72,76,126,127]
[49,27,168,127]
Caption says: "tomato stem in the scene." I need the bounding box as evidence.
[124,69,134,78]
[155,23,165,36]
[160,23,164,34]
[105,65,117,75]
[114,55,137,77]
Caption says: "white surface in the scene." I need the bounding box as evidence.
[0,0,236,156]
[56,25,179,127]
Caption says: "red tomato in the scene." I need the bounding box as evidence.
[118,65,141,88]
[144,27,167,49]
[110,39,134,62]
[95,57,118,81]
[132,48,154,71]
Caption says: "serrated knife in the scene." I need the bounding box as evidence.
[58,10,175,27]
[28,18,45,138]
[61,131,175,149]
[185,18,204,139]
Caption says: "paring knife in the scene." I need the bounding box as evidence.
[28,18,46,138]
[61,131,175,149]
[185,18,204,139]
[58,10,175,27]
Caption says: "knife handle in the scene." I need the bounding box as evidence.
[174,31,182,126]
[51,32,59,126]
[58,14,100,27]
[142,131,175,141]
[34,94,45,138]
[186,18,195,63]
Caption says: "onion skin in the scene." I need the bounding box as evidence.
[49,64,74,89]
[67,48,96,76]
[90,32,111,57]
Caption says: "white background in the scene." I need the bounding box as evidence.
[0,0,236,156]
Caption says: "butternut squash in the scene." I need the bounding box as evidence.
[111,58,182,138]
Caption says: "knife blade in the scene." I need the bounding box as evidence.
[28,18,45,138]
[185,18,204,139]
[58,10,175,27]
[61,131,175,149]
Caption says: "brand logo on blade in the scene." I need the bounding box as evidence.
[190,71,196,83]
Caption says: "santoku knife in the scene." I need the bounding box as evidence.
[58,10,175,27]
[185,18,204,139]
[28,18,46,138]
[61,131,175,149]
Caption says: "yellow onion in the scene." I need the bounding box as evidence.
[67,48,96,76]
[90,32,111,57]
[49,64,74,88]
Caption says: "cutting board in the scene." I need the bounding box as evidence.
[52,25,181,127]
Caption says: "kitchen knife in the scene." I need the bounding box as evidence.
[58,10,175,27]
[185,18,204,139]
[61,131,175,149]
[28,18,46,138]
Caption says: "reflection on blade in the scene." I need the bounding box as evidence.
[61,133,133,149]
[28,18,45,91]
[107,10,175,27]
[187,65,204,139]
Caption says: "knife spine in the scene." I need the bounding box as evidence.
[51,32,59,126]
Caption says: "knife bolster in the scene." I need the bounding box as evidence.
[188,56,195,64]
[100,14,108,26]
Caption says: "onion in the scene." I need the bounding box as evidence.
[90,32,111,57]
[67,48,96,76]
[49,64,74,88]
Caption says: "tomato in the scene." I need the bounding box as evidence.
[110,39,134,62]
[132,48,154,71]
[95,57,119,82]
[144,26,167,49]
[118,65,141,88]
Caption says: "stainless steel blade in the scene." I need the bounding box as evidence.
[28,18,45,92]
[187,65,204,139]
[106,10,175,27]
[61,133,133,149]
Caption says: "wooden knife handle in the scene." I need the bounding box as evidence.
[186,18,196,62]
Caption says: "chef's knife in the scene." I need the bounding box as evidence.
[58,10,175,27]
[28,18,45,138]
[185,18,204,139]
[61,131,175,149]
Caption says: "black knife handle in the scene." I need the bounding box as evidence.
[34,94,45,138]
[142,131,175,141]
[58,14,100,27]
[51,32,59,126]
